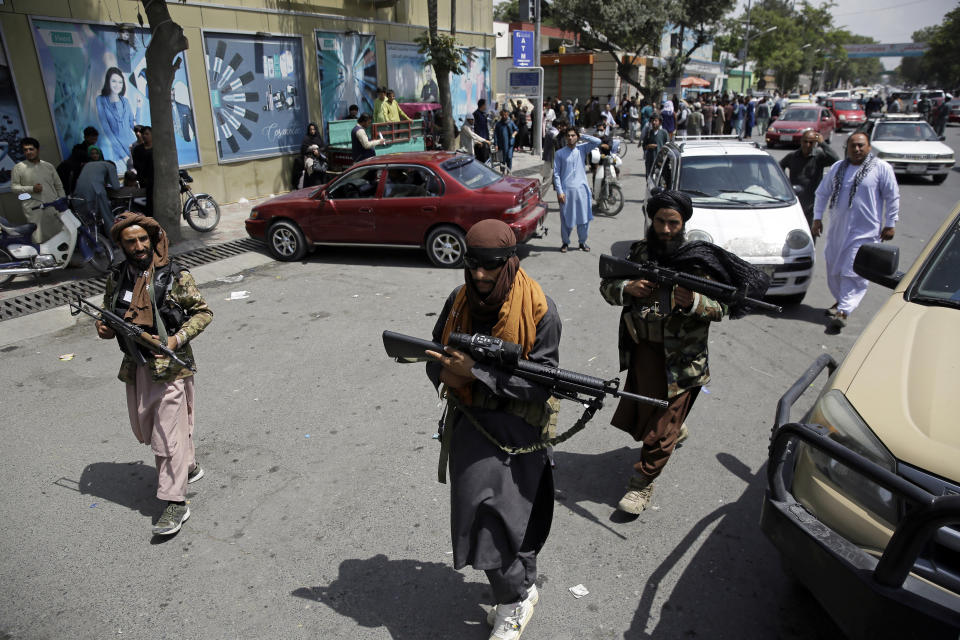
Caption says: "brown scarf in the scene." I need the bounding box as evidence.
[110,213,170,327]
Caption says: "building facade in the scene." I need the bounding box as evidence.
[0,0,494,220]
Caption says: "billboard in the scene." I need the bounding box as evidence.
[202,32,308,162]
[0,24,27,193]
[315,31,377,133]
[30,18,200,171]
[385,43,490,124]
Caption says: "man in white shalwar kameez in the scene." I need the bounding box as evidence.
[812,133,899,331]
[553,129,601,252]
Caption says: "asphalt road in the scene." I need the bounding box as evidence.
[1,124,957,640]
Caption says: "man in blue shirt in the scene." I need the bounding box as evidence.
[553,129,601,252]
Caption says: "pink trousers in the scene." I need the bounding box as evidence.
[126,366,196,502]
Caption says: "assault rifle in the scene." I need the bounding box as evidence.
[598,254,782,313]
[69,295,196,371]
[382,330,667,409]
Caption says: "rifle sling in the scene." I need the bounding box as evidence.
[437,392,601,483]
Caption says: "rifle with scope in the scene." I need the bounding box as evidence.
[382,330,667,409]
[598,253,782,314]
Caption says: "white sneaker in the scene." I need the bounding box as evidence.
[486,584,539,626]
[489,600,533,640]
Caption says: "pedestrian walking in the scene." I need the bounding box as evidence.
[779,129,840,232]
[425,219,560,640]
[641,115,669,176]
[756,98,771,137]
[813,133,900,332]
[95,213,213,535]
[493,109,518,172]
[553,128,601,252]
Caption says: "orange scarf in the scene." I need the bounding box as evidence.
[441,267,548,403]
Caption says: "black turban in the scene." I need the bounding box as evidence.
[646,190,693,221]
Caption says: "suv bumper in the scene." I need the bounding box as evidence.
[764,355,960,639]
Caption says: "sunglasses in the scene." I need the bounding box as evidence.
[464,255,509,270]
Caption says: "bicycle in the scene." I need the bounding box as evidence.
[593,155,624,216]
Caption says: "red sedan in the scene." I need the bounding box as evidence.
[245,151,547,267]
[766,105,836,147]
[826,99,866,130]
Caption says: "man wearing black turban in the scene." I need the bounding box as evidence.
[599,190,728,514]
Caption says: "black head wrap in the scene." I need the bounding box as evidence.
[646,190,693,221]
[463,220,519,323]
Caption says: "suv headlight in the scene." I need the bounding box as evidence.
[796,390,900,529]
[686,229,713,243]
[786,229,810,250]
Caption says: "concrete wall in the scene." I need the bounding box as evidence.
[0,0,493,221]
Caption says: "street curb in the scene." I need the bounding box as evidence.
[0,251,275,348]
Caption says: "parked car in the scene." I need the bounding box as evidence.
[946,98,960,123]
[646,139,814,303]
[826,99,866,130]
[245,151,547,266]
[763,204,960,639]
[766,104,836,147]
[854,114,954,184]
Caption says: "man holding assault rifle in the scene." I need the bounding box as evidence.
[599,190,775,515]
[81,213,213,536]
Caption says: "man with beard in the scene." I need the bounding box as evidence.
[813,132,899,332]
[425,219,560,640]
[553,127,601,252]
[779,129,840,232]
[600,191,767,514]
[95,213,213,536]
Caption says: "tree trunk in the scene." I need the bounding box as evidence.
[428,0,456,150]
[140,0,189,244]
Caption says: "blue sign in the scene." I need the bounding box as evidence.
[512,31,534,68]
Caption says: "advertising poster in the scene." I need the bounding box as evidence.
[385,43,490,124]
[203,32,307,162]
[315,31,377,133]
[0,25,27,193]
[31,18,200,171]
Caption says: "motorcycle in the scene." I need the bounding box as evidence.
[0,194,113,287]
[589,148,625,216]
[110,169,220,232]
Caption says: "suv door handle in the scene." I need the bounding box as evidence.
[421,206,437,213]
[358,207,373,213]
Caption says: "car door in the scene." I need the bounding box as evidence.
[375,165,445,244]
[307,167,381,242]
[819,108,835,137]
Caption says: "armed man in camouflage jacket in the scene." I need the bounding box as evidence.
[599,191,726,515]
[96,213,213,536]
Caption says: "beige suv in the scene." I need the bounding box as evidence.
[762,206,960,638]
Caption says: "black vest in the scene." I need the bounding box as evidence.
[351,125,375,163]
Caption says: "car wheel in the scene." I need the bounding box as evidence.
[426,224,466,268]
[932,173,947,184]
[267,220,308,261]
[88,236,114,274]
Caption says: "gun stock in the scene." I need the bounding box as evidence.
[69,295,196,371]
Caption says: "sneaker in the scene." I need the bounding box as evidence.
[560,244,568,253]
[617,475,655,515]
[152,502,190,536]
[824,303,839,318]
[487,584,539,626]
[676,422,689,445]
[489,600,533,640]
[828,312,848,331]
[187,466,205,484]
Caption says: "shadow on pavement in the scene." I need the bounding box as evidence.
[67,460,161,518]
[760,301,828,326]
[618,453,843,640]
[292,553,492,639]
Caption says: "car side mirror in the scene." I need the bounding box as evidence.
[853,243,903,289]
[939,135,946,141]
[792,184,804,195]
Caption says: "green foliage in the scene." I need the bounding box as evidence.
[414,31,469,76]
[923,7,960,89]
[494,0,519,22]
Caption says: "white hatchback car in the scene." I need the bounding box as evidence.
[646,139,815,303]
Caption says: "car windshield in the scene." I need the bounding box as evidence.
[910,219,960,308]
[441,156,501,189]
[874,121,940,141]
[678,155,795,207]
[781,109,818,122]
[833,101,859,110]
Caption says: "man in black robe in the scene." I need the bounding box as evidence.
[426,219,560,640]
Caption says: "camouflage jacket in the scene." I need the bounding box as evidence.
[103,263,213,383]
[599,240,726,398]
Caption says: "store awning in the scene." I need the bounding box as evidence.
[680,76,711,87]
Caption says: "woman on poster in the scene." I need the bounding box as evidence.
[96,67,141,170]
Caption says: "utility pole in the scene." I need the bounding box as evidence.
[740,0,751,95]
[533,0,542,157]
